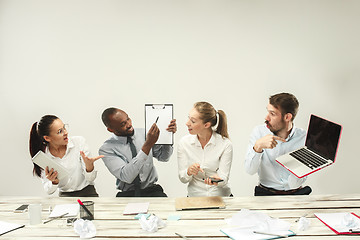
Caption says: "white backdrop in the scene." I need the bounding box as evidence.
[0,0,359,197]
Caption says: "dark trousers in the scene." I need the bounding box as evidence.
[59,185,99,197]
[116,184,167,197]
[254,185,312,196]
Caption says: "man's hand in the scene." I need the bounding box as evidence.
[142,123,160,155]
[253,134,286,153]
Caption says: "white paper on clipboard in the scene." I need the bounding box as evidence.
[145,104,173,145]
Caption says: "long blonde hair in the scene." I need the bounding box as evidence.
[193,101,229,138]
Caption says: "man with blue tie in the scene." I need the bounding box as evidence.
[99,107,177,197]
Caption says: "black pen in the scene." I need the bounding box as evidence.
[43,212,69,224]
[155,116,159,124]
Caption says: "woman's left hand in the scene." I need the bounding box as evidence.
[80,151,104,172]
[204,175,221,186]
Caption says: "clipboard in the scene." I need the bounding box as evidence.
[32,151,70,181]
[145,104,173,145]
[315,212,360,235]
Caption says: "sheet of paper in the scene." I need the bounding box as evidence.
[145,104,173,145]
[123,202,150,215]
[0,221,24,236]
[49,204,79,218]
[315,212,360,233]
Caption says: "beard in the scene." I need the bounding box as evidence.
[265,119,286,136]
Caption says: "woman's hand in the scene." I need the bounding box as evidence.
[187,163,204,176]
[204,175,222,186]
[45,166,59,185]
[80,151,104,172]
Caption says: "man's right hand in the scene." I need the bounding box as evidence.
[253,134,286,153]
[142,123,160,155]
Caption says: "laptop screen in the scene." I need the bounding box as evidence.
[305,115,342,161]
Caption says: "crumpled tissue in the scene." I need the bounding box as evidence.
[342,212,360,229]
[297,217,311,231]
[74,219,96,239]
[139,214,166,232]
[225,209,290,232]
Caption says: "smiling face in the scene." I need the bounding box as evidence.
[43,119,69,147]
[186,108,211,135]
[108,110,134,136]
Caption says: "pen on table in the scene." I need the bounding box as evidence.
[350,229,360,233]
[43,212,69,224]
[253,231,289,238]
[295,213,308,222]
[175,232,190,239]
[77,199,93,219]
[155,116,159,124]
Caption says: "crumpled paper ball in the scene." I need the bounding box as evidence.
[297,217,311,231]
[139,214,166,232]
[74,219,96,239]
[342,213,360,229]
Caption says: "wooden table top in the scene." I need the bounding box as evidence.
[1,194,360,239]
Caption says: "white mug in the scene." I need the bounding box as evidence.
[28,204,42,225]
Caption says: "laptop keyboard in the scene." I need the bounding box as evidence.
[290,148,328,169]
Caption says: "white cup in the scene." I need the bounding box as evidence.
[28,204,42,225]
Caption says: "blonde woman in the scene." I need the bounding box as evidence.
[177,102,233,197]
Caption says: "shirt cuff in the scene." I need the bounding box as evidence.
[84,170,97,182]
[137,150,149,163]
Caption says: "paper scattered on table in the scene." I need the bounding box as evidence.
[298,216,311,231]
[50,204,79,218]
[315,212,360,233]
[221,209,294,240]
[74,219,96,239]
[167,215,181,221]
[0,221,25,236]
[134,213,151,220]
[139,214,166,232]
[123,202,149,215]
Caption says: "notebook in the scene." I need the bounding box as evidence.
[123,202,150,215]
[175,196,225,210]
[276,114,342,178]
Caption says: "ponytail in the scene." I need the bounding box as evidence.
[29,115,58,177]
[215,110,229,139]
[193,102,229,139]
[29,122,44,177]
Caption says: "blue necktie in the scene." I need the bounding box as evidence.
[127,136,141,197]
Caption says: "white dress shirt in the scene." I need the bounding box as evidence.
[177,132,233,197]
[245,124,307,190]
[41,136,97,195]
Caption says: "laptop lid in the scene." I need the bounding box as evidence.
[305,114,342,162]
[276,114,342,178]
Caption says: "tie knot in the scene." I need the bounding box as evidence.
[127,136,133,144]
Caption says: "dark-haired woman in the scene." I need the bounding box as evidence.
[29,115,103,197]
[177,102,233,197]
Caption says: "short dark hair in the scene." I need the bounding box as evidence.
[101,107,118,128]
[269,93,299,121]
